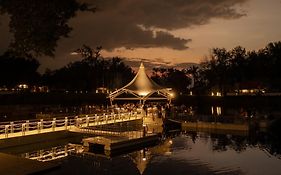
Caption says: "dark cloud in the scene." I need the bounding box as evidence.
[70,0,247,51]
[66,12,190,52]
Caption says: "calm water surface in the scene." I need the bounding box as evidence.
[24,131,280,175]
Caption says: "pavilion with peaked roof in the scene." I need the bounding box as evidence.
[109,63,173,104]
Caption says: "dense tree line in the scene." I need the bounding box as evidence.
[1,41,281,95]
[0,45,135,92]
[148,41,281,95]
[41,45,135,92]
[188,41,281,95]
[42,56,135,92]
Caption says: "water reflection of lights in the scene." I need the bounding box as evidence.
[211,92,222,96]
[211,106,222,116]
[22,144,84,162]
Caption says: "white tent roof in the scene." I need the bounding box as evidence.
[109,63,172,102]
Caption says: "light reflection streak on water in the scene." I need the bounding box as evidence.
[211,106,222,116]
[21,144,83,162]
[18,131,281,175]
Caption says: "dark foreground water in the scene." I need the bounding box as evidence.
[10,131,279,175]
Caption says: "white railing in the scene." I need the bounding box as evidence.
[0,111,142,139]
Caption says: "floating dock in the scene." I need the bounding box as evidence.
[83,134,160,156]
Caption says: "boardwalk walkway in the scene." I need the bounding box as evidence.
[0,112,143,140]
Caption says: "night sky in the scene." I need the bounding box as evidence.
[0,0,281,72]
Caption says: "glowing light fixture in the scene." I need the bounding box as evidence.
[139,91,149,96]
[18,84,28,89]
[169,93,174,98]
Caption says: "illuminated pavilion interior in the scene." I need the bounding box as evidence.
[109,63,173,104]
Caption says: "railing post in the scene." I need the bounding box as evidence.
[65,117,68,130]
[52,118,56,131]
[114,114,116,123]
[86,115,89,127]
[25,152,29,159]
[96,115,99,125]
[37,121,41,133]
[10,122,14,133]
[40,119,44,130]
[110,113,113,122]
[22,123,25,136]
[75,116,79,127]
[39,150,43,159]
[26,120,29,131]
[5,125,9,138]
[105,115,108,124]
[52,147,56,158]
[64,145,68,156]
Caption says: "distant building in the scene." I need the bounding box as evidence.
[226,81,265,96]
[0,86,12,94]
[237,81,265,95]
[96,87,110,94]
[17,84,29,90]
[30,86,49,93]
[0,84,50,94]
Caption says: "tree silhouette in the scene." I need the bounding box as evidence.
[151,68,191,94]
[197,41,281,94]
[43,46,135,92]
[185,66,207,95]
[0,0,95,57]
[0,52,40,87]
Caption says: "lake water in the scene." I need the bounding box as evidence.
[10,130,280,175]
[0,104,280,175]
